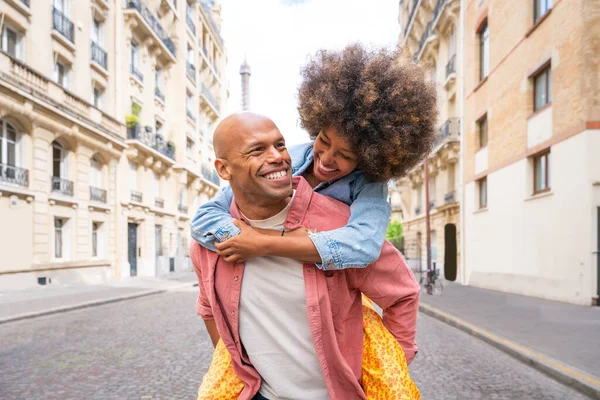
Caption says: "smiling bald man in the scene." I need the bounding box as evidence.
[191,112,420,400]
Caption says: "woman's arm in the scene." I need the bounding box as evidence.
[190,186,239,252]
[215,178,391,269]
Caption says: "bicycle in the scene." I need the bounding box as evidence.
[417,263,443,295]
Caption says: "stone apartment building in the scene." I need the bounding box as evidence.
[393,0,462,274]
[462,0,600,305]
[0,0,226,289]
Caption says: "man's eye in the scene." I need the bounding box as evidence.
[277,143,286,149]
[319,137,329,146]
[252,147,264,153]
[340,154,351,161]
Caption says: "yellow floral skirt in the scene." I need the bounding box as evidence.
[198,297,420,400]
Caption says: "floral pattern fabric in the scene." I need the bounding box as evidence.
[197,296,420,400]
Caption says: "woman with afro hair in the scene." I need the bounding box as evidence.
[191,43,437,271]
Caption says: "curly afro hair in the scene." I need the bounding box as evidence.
[297,43,438,182]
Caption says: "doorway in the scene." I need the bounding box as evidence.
[128,222,138,276]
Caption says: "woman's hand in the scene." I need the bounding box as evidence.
[215,219,269,263]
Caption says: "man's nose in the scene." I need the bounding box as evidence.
[266,146,283,163]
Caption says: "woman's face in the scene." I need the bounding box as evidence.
[312,126,359,183]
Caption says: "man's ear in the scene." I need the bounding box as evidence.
[214,158,232,181]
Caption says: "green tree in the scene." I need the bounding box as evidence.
[386,220,403,250]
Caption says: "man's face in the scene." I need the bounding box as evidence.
[224,124,293,204]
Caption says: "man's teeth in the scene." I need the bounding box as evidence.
[320,160,337,172]
[264,170,286,180]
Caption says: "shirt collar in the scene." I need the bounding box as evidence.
[229,176,313,229]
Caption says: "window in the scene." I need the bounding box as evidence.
[92,222,99,257]
[534,65,552,111]
[479,22,489,81]
[416,184,422,213]
[155,67,164,98]
[92,85,104,109]
[129,160,137,192]
[186,91,193,117]
[0,120,18,168]
[533,151,551,194]
[430,230,437,261]
[186,138,194,159]
[478,177,488,209]
[430,63,437,83]
[448,26,457,57]
[478,115,488,148]
[53,0,69,14]
[153,172,161,199]
[155,119,164,136]
[2,25,24,60]
[155,225,163,256]
[53,60,71,89]
[90,155,102,188]
[54,218,65,259]
[91,18,103,45]
[52,141,67,178]
[534,0,552,23]
[429,175,436,209]
[130,42,141,80]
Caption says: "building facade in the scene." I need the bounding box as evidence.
[394,0,462,275]
[462,0,600,305]
[0,0,226,289]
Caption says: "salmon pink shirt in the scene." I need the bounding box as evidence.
[191,177,420,400]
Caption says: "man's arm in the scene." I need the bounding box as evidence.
[353,244,420,364]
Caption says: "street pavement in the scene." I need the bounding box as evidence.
[0,289,591,400]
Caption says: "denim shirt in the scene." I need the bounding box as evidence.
[190,142,391,270]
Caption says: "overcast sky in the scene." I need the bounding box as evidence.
[219,0,401,145]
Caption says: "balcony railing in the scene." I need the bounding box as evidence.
[52,7,75,44]
[90,186,107,203]
[202,164,220,186]
[155,198,164,208]
[415,206,422,216]
[91,42,108,70]
[201,83,220,113]
[131,64,144,82]
[51,177,74,196]
[127,123,176,160]
[131,190,143,203]
[446,54,456,79]
[155,86,165,101]
[444,191,456,204]
[126,0,176,57]
[434,118,461,148]
[178,204,188,214]
[186,12,196,35]
[186,62,196,82]
[20,0,31,7]
[0,164,28,187]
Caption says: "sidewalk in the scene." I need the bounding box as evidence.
[419,282,600,399]
[0,272,198,324]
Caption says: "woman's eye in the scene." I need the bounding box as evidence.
[319,137,329,146]
[340,154,351,161]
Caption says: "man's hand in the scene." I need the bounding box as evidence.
[215,219,267,263]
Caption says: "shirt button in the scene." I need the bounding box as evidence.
[295,219,300,223]
[231,310,236,316]
[234,276,239,281]
[234,340,238,345]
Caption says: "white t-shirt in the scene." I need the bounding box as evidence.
[239,196,329,400]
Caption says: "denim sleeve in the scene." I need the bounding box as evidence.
[308,179,391,270]
[190,185,240,252]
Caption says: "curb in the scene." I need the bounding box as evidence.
[419,302,600,400]
[0,281,198,325]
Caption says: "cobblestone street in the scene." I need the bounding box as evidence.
[0,289,590,399]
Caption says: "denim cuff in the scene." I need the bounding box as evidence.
[308,231,343,270]
[213,222,242,242]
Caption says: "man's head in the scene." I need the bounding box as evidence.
[213,113,293,219]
